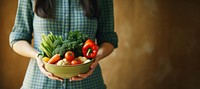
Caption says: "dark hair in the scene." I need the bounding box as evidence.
[34,0,99,18]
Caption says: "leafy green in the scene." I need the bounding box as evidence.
[51,31,88,58]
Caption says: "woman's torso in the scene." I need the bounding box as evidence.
[21,0,106,89]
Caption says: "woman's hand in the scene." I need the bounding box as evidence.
[70,58,99,81]
[69,42,115,81]
[36,57,63,81]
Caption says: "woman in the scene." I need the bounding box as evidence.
[9,0,118,89]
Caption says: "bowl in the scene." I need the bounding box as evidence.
[43,59,94,79]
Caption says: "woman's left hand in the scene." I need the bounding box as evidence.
[70,58,99,81]
[69,42,115,81]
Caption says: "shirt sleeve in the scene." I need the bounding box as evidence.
[9,0,34,48]
[96,0,118,48]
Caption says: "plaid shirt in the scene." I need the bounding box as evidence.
[9,0,118,89]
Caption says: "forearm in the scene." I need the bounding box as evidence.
[12,40,39,59]
[95,42,115,61]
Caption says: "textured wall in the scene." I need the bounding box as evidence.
[101,0,200,89]
[1,0,200,89]
[0,0,29,89]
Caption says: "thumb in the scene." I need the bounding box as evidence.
[91,60,98,69]
[36,57,44,67]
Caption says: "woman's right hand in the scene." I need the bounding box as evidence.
[36,57,63,81]
[12,41,63,81]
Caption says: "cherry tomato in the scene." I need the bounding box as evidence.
[70,59,82,65]
[65,51,75,61]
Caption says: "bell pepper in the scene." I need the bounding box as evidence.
[82,39,98,59]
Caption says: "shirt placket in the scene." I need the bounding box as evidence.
[60,1,71,87]
[63,0,70,39]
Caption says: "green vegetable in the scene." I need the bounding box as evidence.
[53,39,63,48]
[67,31,88,43]
[39,31,88,58]
[39,32,62,58]
[66,31,88,56]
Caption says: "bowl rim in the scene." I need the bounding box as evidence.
[43,58,94,67]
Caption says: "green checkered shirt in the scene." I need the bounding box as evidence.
[9,0,118,89]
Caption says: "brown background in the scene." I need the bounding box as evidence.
[1,0,200,89]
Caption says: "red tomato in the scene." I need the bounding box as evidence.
[65,51,75,61]
[70,59,82,65]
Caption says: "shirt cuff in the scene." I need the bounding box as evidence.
[9,31,32,48]
[96,32,118,48]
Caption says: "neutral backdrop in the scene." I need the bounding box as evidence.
[1,0,200,89]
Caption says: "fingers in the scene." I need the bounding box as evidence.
[70,68,95,81]
[79,68,94,78]
[70,76,84,81]
[47,74,63,81]
[40,64,63,81]
[36,58,63,81]
[70,60,99,81]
